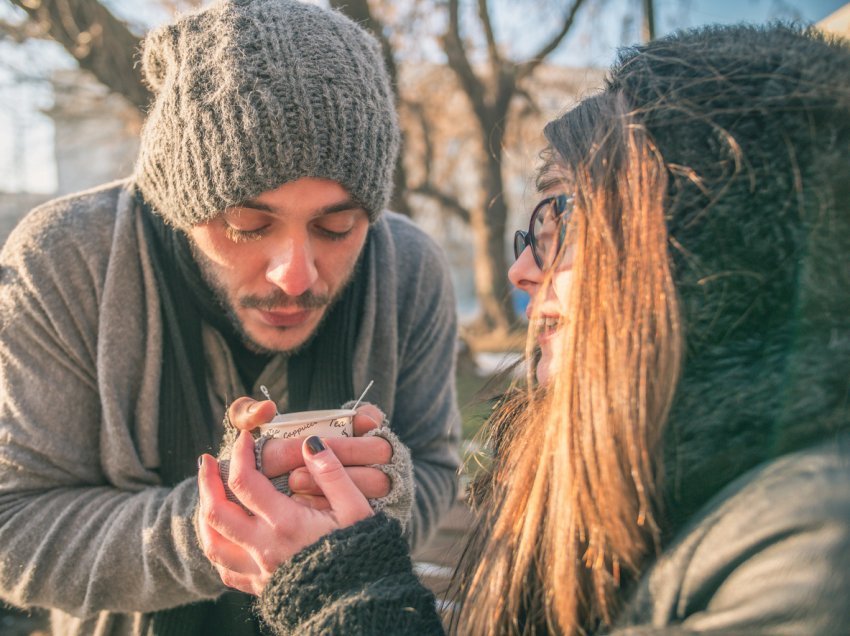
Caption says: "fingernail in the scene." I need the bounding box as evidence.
[197,455,204,469]
[247,402,259,414]
[304,436,326,455]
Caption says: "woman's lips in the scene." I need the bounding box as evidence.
[534,316,561,345]
[254,308,313,328]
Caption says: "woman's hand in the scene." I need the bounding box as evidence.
[197,429,374,595]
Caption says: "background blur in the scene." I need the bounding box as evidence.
[0,2,848,633]
[1,0,846,345]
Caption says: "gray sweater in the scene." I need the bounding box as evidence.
[0,181,460,634]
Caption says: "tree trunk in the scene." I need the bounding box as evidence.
[468,117,514,334]
[642,0,656,42]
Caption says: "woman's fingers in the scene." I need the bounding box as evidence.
[227,430,297,526]
[301,436,373,525]
[197,453,256,539]
[260,435,393,476]
[227,397,277,431]
[198,513,260,575]
[288,465,390,499]
[197,453,265,576]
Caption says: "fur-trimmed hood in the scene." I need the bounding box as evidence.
[609,24,850,530]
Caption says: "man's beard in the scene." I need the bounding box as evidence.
[190,243,353,356]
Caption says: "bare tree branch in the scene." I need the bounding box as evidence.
[8,0,149,111]
[328,0,398,88]
[0,16,48,42]
[477,0,500,69]
[406,100,470,223]
[411,184,471,223]
[444,0,488,123]
[518,0,589,81]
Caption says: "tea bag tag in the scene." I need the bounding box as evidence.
[259,385,281,417]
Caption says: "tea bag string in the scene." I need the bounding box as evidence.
[351,380,374,410]
[259,385,281,416]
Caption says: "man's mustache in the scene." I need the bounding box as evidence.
[240,289,330,311]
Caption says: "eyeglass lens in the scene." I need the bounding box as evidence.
[532,195,567,268]
[513,231,529,262]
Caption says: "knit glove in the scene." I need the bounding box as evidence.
[340,400,415,532]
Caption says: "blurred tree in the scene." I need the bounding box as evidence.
[3,0,648,339]
[347,0,593,336]
[7,0,149,109]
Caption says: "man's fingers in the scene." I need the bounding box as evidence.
[353,404,383,436]
[290,493,331,511]
[227,397,277,431]
[289,466,390,499]
[228,430,297,526]
[301,436,373,524]
[261,435,392,476]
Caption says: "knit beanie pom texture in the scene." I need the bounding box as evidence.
[135,0,400,228]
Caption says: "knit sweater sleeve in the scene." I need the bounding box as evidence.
[257,514,445,636]
[0,185,224,619]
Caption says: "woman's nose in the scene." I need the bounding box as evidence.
[508,244,543,295]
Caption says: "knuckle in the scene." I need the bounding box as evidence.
[367,437,393,463]
[202,506,220,528]
[256,549,280,573]
[205,544,223,566]
[228,472,250,495]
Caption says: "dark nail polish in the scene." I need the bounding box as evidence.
[305,436,326,455]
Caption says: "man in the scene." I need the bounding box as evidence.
[0,1,460,634]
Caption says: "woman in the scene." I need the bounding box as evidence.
[197,23,850,634]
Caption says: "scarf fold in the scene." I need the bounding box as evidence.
[136,192,368,634]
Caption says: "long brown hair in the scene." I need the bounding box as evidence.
[452,92,682,634]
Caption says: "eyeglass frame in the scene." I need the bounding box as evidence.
[513,193,572,270]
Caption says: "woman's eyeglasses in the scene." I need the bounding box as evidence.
[513,194,573,270]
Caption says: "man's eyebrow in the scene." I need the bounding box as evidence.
[236,198,274,212]
[316,199,365,216]
[232,198,364,215]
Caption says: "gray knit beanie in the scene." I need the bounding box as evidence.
[134,0,400,229]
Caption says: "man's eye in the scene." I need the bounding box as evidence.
[224,224,268,243]
[313,222,354,241]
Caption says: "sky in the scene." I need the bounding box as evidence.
[0,0,846,194]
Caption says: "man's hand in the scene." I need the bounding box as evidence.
[197,430,374,595]
[225,399,392,508]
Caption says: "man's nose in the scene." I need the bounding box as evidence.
[507,244,542,295]
[265,238,318,297]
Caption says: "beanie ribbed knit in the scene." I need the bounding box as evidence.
[134,0,400,228]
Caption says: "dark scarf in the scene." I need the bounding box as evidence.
[136,193,367,634]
